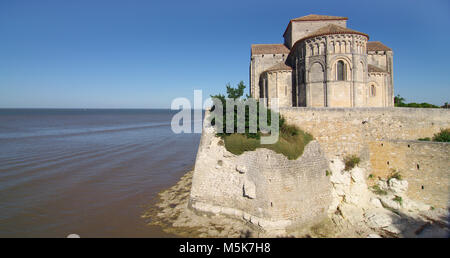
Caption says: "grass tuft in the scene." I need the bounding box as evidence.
[371,185,387,195]
[393,196,403,205]
[343,155,360,171]
[387,169,402,182]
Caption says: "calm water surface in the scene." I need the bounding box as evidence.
[0,109,201,237]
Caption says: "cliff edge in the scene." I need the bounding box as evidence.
[188,118,332,233]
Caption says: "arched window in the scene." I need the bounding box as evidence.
[370,85,376,97]
[337,60,346,81]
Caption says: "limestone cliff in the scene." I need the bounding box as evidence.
[189,119,332,232]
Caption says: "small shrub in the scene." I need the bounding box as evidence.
[326,170,331,176]
[344,155,360,171]
[223,123,313,160]
[393,196,403,205]
[387,170,402,182]
[368,174,375,180]
[371,185,387,195]
[432,128,450,142]
[418,129,450,142]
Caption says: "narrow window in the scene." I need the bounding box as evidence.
[337,61,345,81]
[302,69,306,84]
[371,85,376,97]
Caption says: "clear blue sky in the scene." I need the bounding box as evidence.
[0,0,449,108]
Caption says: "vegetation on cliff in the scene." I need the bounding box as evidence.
[343,155,361,171]
[211,81,312,160]
[418,128,450,142]
[223,124,313,160]
[432,128,450,142]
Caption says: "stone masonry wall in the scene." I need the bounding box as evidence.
[189,119,332,231]
[279,107,450,159]
[279,107,449,208]
[368,140,449,208]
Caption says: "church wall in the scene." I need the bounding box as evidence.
[367,73,387,107]
[386,51,394,106]
[266,73,277,106]
[278,71,293,107]
[367,51,388,70]
[292,33,370,108]
[308,61,326,107]
[285,20,347,49]
[326,52,354,107]
[253,19,393,109]
[354,58,368,107]
[250,54,288,99]
[354,82,367,107]
[284,26,292,48]
[265,71,292,108]
[310,82,326,107]
[327,82,352,107]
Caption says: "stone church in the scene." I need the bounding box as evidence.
[250,14,394,107]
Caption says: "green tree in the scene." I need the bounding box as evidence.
[394,94,439,108]
[394,94,405,106]
[226,81,246,100]
[210,81,279,138]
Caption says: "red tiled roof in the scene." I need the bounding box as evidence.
[251,44,290,55]
[284,14,348,36]
[302,24,369,40]
[291,14,348,22]
[367,41,392,52]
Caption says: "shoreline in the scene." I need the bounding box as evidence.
[142,170,261,238]
[142,169,361,238]
[143,165,449,238]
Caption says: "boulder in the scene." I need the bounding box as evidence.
[388,178,408,195]
[243,178,256,199]
[379,195,402,210]
[370,197,383,208]
[365,210,393,229]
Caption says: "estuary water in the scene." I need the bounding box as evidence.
[0,109,201,237]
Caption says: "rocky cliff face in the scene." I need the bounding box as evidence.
[189,122,332,233]
[326,158,448,238]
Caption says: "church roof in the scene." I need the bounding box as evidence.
[302,24,369,40]
[367,41,392,52]
[291,14,348,22]
[264,62,292,73]
[288,24,369,55]
[251,44,290,55]
[368,64,387,73]
[283,14,348,36]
